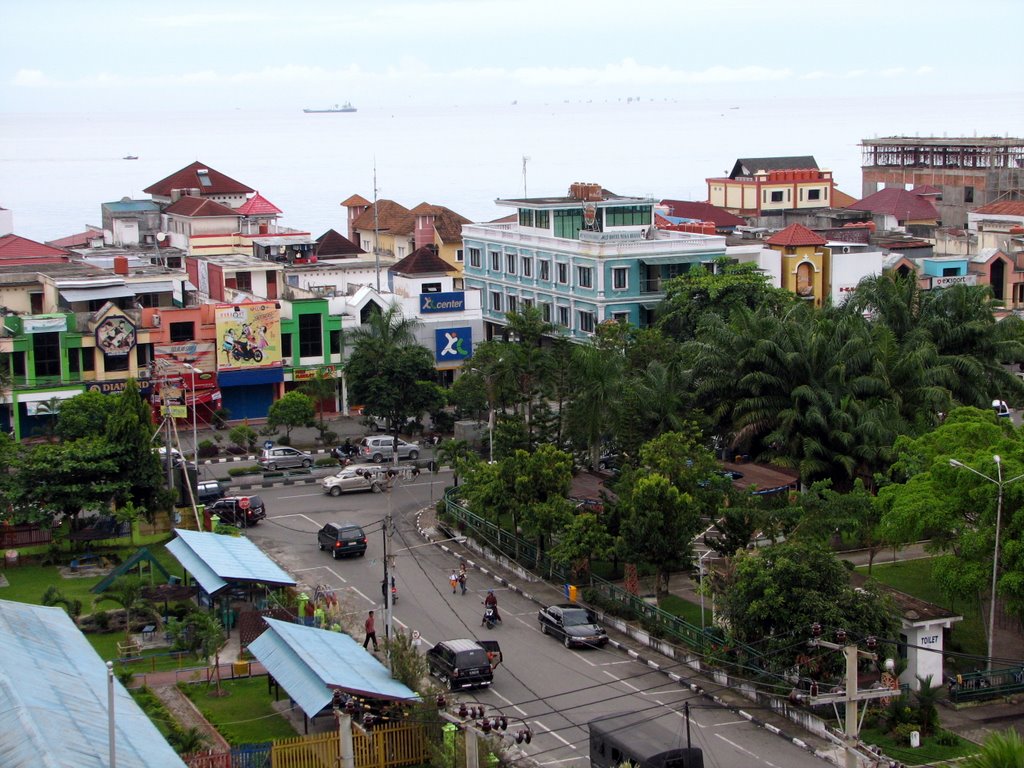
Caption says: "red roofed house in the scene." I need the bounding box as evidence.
[845,188,939,231]
[706,156,836,218]
[658,199,745,230]
[765,223,830,306]
[235,192,283,236]
[0,234,70,266]
[968,200,1024,254]
[143,161,254,209]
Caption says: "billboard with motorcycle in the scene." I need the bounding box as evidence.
[214,303,283,371]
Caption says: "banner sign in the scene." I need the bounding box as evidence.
[294,365,336,381]
[95,316,137,357]
[932,274,976,288]
[420,291,466,314]
[21,315,67,334]
[155,342,217,374]
[214,303,283,371]
[435,327,472,362]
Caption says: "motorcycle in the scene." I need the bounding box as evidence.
[231,339,264,363]
[382,578,398,606]
[482,604,498,630]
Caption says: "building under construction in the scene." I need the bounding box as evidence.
[861,136,1024,227]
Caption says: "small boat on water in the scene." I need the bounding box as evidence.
[123,154,138,160]
[303,102,357,114]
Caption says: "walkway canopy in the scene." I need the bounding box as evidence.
[166,528,296,597]
[249,618,419,719]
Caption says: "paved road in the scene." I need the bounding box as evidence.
[240,479,832,768]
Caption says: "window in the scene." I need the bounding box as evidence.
[454,278,464,289]
[507,295,518,313]
[68,348,79,375]
[807,189,821,201]
[539,260,550,281]
[81,348,94,372]
[490,251,500,271]
[397,246,406,259]
[557,306,570,327]
[469,247,481,268]
[491,292,503,312]
[362,239,371,251]
[522,257,532,277]
[330,330,341,355]
[554,209,583,239]
[518,208,534,227]
[106,352,129,372]
[540,302,552,322]
[506,253,516,274]
[964,186,975,203]
[456,248,464,263]
[577,266,593,288]
[557,263,568,284]
[578,311,596,333]
[770,191,784,203]
[422,282,442,293]
[169,321,195,342]
[282,334,292,358]
[612,311,630,323]
[298,313,323,357]
[235,271,252,291]
[33,332,61,378]
[522,298,533,309]
[535,210,550,229]
[612,267,628,290]
[604,204,651,227]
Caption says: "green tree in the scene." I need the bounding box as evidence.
[299,368,339,431]
[716,541,899,674]
[41,585,82,621]
[168,726,209,755]
[55,390,117,441]
[550,512,614,580]
[963,728,1024,768]
[436,438,475,486]
[618,473,702,598]
[384,628,429,693]
[93,577,151,641]
[266,390,315,440]
[107,379,166,515]
[228,424,258,453]
[566,344,624,469]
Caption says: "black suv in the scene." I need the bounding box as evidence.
[317,522,368,559]
[208,495,266,527]
[425,638,501,691]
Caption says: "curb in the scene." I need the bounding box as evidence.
[413,510,838,765]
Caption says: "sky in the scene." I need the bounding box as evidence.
[4,0,1023,113]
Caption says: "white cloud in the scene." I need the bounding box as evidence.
[11,69,53,87]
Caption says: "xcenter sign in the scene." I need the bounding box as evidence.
[420,292,465,313]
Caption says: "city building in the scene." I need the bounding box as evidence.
[462,181,727,340]
[706,156,836,220]
[845,187,940,233]
[861,137,1024,228]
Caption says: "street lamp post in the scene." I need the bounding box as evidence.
[698,549,715,633]
[949,455,1024,671]
[182,363,202,466]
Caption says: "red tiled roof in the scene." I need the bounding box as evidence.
[390,244,451,275]
[765,223,827,247]
[974,201,1024,217]
[351,200,413,234]
[46,228,103,248]
[0,234,70,264]
[430,208,472,243]
[846,188,939,220]
[315,229,363,257]
[659,199,745,227]
[165,196,239,218]
[911,184,942,196]
[831,187,858,208]
[236,192,282,216]
[143,161,254,197]
[341,194,372,207]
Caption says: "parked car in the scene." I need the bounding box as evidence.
[538,603,609,649]
[425,638,502,691]
[208,495,266,527]
[993,399,1011,418]
[322,467,386,496]
[156,446,184,466]
[317,522,368,559]
[258,446,314,470]
[196,480,226,504]
[357,435,420,463]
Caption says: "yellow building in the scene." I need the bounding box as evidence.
[765,223,830,307]
[706,156,835,217]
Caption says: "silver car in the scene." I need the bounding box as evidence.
[322,467,386,496]
[357,436,420,463]
[258,446,314,470]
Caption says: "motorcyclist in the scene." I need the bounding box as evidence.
[483,590,501,622]
[381,576,396,603]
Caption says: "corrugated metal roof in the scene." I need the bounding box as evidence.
[0,599,186,768]
[248,618,418,719]
[167,528,296,595]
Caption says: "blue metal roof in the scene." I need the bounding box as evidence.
[0,599,186,768]
[248,618,418,719]
[103,199,161,213]
[167,528,296,595]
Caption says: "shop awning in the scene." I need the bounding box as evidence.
[130,281,174,294]
[59,285,135,303]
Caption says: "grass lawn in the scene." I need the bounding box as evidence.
[659,593,709,629]
[858,558,987,665]
[179,676,298,745]
[859,727,977,765]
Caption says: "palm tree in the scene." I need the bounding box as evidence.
[963,729,1024,767]
[299,368,339,433]
[567,344,624,469]
[169,726,209,755]
[41,585,82,622]
[912,674,940,735]
[93,577,150,641]
[437,438,475,486]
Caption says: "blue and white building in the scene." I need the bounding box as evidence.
[462,182,728,340]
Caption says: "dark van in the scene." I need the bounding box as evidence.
[426,638,501,691]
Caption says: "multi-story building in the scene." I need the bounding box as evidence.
[706,156,836,220]
[462,182,727,340]
[861,137,1024,228]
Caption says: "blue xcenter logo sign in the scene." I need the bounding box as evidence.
[435,327,472,362]
[421,291,465,313]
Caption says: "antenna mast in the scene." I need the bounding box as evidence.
[373,160,381,292]
[522,155,530,198]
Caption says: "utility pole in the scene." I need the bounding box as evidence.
[805,627,895,768]
[372,161,381,293]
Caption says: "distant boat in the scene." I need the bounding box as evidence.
[123,154,138,160]
[303,102,357,114]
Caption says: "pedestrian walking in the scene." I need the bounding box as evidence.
[449,570,458,594]
[458,569,467,595]
[363,610,379,651]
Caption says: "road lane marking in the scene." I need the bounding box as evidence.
[278,492,323,499]
[527,720,575,748]
[716,734,780,767]
[292,566,348,584]
[269,512,321,527]
[490,690,529,717]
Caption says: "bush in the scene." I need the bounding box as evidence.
[228,425,258,453]
[227,465,262,477]
[197,440,219,459]
[935,730,961,747]
[277,434,291,446]
[892,722,922,745]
